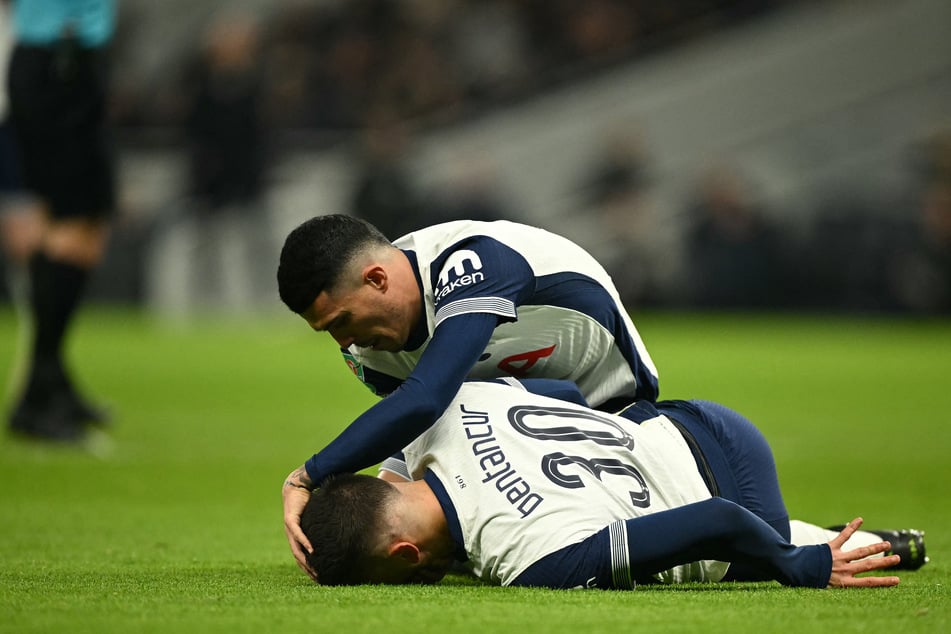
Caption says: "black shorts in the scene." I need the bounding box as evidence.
[0,122,22,192]
[6,43,116,219]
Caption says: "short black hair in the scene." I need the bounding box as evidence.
[277,214,391,313]
[300,474,396,585]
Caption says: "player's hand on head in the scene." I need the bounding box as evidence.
[826,517,900,588]
[282,466,318,582]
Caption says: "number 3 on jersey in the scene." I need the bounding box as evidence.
[507,404,651,509]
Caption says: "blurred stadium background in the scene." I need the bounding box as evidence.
[1,0,949,318]
[1,4,949,628]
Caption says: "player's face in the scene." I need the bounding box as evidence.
[302,281,411,352]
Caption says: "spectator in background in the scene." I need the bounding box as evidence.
[886,130,951,313]
[106,1,795,135]
[684,166,785,309]
[350,111,432,240]
[429,150,512,226]
[444,0,532,106]
[574,130,678,307]
[180,9,272,311]
[184,10,266,214]
[5,0,117,442]
[261,3,346,134]
[559,0,639,66]
[371,14,464,125]
[798,129,951,315]
[892,182,951,313]
[796,192,898,313]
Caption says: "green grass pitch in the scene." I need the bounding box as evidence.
[0,308,948,633]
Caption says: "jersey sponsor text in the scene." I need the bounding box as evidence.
[435,249,486,300]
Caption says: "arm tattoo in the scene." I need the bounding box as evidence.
[284,465,315,490]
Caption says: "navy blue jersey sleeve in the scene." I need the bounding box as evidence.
[430,236,534,326]
[304,312,499,484]
[511,498,832,589]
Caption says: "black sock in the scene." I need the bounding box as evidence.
[21,252,90,404]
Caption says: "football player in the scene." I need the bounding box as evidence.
[299,379,927,588]
[277,214,659,577]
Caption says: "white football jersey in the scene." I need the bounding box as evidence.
[398,381,726,586]
[345,220,659,406]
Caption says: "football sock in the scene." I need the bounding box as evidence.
[21,252,89,404]
[788,520,883,557]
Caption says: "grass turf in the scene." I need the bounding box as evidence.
[0,308,948,633]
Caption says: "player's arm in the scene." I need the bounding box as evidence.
[303,311,498,484]
[282,464,317,580]
[511,498,899,589]
[302,237,536,484]
[281,313,495,575]
[607,499,898,588]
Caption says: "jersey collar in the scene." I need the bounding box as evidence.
[402,249,430,352]
[423,469,468,562]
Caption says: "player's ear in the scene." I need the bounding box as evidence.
[388,541,421,565]
[363,265,387,291]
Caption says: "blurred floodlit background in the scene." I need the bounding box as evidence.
[2,0,949,318]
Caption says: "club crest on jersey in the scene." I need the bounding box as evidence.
[342,352,365,381]
[342,352,379,394]
[435,249,485,300]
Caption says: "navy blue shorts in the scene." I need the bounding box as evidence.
[655,399,790,541]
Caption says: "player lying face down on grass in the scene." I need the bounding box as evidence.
[278,214,661,578]
[298,379,926,589]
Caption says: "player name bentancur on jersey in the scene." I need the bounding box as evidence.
[455,402,544,519]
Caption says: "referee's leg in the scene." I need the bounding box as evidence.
[7,44,114,440]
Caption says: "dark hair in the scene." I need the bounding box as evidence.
[277,214,391,313]
[300,474,397,585]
